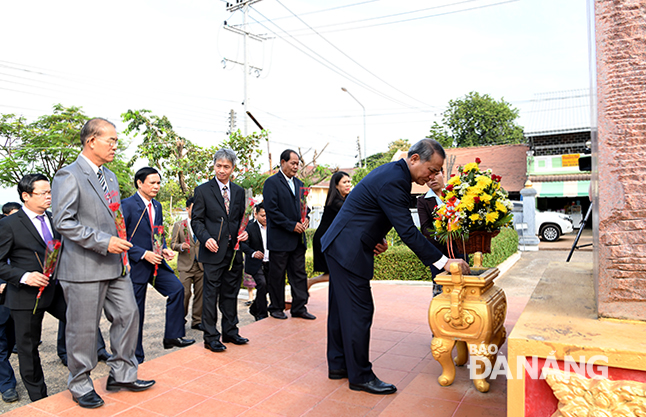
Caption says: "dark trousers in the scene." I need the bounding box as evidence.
[11,286,67,401]
[249,262,269,319]
[0,305,16,393]
[202,246,243,343]
[132,268,185,363]
[326,255,376,385]
[267,245,309,315]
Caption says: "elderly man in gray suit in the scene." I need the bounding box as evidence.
[52,118,155,409]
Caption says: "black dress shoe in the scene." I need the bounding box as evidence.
[222,335,249,345]
[73,390,104,408]
[270,311,288,320]
[349,378,397,395]
[191,323,204,331]
[106,375,156,392]
[328,369,348,380]
[97,349,112,362]
[60,355,68,367]
[292,311,316,320]
[1,388,18,403]
[204,341,227,352]
[163,337,196,349]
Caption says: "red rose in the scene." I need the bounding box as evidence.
[53,241,62,250]
[109,202,120,212]
[450,174,456,178]
[474,196,481,203]
[475,158,481,164]
[446,184,454,191]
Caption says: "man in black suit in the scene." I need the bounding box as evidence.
[192,149,249,353]
[0,204,19,403]
[241,203,269,321]
[0,174,67,402]
[321,139,470,395]
[262,149,315,320]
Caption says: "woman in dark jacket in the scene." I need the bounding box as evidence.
[312,171,352,280]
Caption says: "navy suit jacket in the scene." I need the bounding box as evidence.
[263,171,308,252]
[122,194,173,285]
[321,158,444,279]
[0,210,62,311]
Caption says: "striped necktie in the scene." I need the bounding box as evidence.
[97,168,108,195]
[222,185,230,214]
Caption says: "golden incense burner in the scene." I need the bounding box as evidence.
[428,253,507,393]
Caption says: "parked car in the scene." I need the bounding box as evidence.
[511,202,574,242]
[535,211,574,242]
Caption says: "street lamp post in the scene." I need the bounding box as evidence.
[341,87,366,167]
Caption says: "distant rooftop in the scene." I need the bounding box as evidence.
[520,89,592,136]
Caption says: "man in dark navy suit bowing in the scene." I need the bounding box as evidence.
[321,139,470,395]
[192,149,249,353]
[122,167,194,364]
[262,149,315,321]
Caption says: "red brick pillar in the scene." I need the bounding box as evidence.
[595,0,646,321]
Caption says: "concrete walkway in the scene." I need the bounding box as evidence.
[1,248,593,416]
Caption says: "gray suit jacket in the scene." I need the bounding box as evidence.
[52,156,125,281]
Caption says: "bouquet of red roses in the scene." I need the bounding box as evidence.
[105,191,129,274]
[152,225,165,286]
[229,198,257,270]
[33,239,61,314]
[183,219,190,254]
[299,187,310,223]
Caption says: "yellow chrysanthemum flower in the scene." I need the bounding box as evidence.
[460,195,475,211]
[447,176,461,186]
[470,213,481,222]
[480,194,492,204]
[475,175,492,186]
[434,220,443,230]
[495,201,508,213]
[486,211,499,223]
[463,162,478,172]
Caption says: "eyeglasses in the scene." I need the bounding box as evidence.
[96,137,119,147]
[30,190,52,197]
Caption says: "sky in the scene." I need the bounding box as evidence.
[0,0,591,202]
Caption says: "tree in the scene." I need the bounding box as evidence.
[121,109,215,197]
[427,92,524,148]
[295,145,335,188]
[216,129,269,197]
[0,104,133,196]
[351,139,411,185]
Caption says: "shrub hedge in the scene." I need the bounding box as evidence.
[306,226,518,280]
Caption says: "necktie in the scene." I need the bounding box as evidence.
[36,215,53,244]
[97,168,108,195]
[288,179,295,195]
[148,202,154,229]
[222,185,230,214]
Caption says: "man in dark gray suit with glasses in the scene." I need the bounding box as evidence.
[52,118,154,409]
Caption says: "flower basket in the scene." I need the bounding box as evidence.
[432,158,513,259]
[453,230,500,255]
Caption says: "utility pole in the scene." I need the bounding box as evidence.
[356,136,363,168]
[223,0,267,136]
[227,109,237,135]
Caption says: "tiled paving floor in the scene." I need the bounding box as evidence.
[5,282,527,417]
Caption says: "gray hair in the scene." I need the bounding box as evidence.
[213,148,237,167]
[407,139,446,162]
[80,118,116,146]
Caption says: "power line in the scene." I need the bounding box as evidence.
[273,0,433,110]
[284,0,520,37]
[247,8,423,110]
